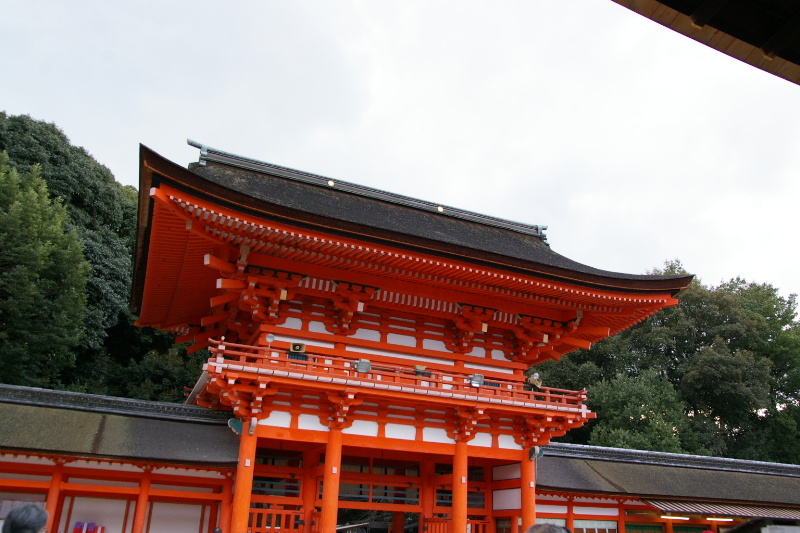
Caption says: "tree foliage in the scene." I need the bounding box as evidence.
[0,112,137,352]
[544,260,800,463]
[0,112,200,400]
[0,153,89,386]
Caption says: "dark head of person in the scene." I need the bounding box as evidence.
[2,505,48,533]
[525,524,573,533]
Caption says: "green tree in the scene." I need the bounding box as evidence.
[586,369,687,453]
[0,153,89,386]
[547,259,800,462]
[678,339,771,427]
[0,112,200,401]
[0,112,137,354]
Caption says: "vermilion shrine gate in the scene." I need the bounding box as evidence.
[132,142,693,533]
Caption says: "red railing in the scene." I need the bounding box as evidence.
[207,339,588,412]
[248,509,304,532]
[426,518,491,533]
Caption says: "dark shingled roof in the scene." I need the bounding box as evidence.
[3,386,800,510]
[136,143,693,298]
[187,142,689,287]
[539,442,800,506]
[0,385,238,466]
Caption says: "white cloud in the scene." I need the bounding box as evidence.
[2,0,799,296]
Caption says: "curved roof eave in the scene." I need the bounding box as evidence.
[132,144,693,313]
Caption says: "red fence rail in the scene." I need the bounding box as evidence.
[207,339,588,411]
[426,518,491,533]
[248,509,304,532]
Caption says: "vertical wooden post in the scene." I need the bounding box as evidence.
[664,520,675,533]
[452,440,469,533]
[219,473,234,532]
[132,467,153,533]
[230,424,258,533]
[566,496,575,532]
[420,460,435,525]
[320,427,344,532]
[44,460,65,533]
[303,448,322,530]
[520,449,536,532]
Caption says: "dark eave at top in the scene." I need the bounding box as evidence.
[612,0,800,86]
[133,143,693,312]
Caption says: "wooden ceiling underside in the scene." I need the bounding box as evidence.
[612,0,800,85]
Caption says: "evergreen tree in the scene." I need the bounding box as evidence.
[0,153,89,386]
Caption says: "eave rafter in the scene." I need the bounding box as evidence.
[147,185,679,358]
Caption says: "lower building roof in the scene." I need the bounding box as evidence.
[539,442,800,507]
[2,384,800,513]
[0,385,238,467]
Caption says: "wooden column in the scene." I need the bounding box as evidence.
[420,460,435,523]
[44,460,65,533]
[230,423,258,533]
[132,467,153,533]
[392,511,405,533]
[664,520,675,533]
[566,496,575,532]
[520,449,536,532]
[219,473,234,532]
[452,440,469,533]
[303,448,322,530]
[320,426,344,532]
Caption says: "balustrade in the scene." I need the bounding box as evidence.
[208,339,587,411]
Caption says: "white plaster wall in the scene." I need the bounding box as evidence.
[498,434,522,449]
[298,414,327,431]
[147,502,207,533]
[538,504,568,514]
[470,433,493,447]
[574,506,619,516]
[343,420,379,437]
[422,339,448,352]
[492,463,520,481]
[58,496,131,533]
[350,328,381,342]
[422,427,454,444]
[492,488,521,510]
[280,317,302,330]
[465,362,514,374]
[385,424,416,440]
[387,333,416,347]
[259,410,292,428]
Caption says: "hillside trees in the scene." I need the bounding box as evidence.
[544,260,800,463]
[0,112,201,400]
[0,153,89,385]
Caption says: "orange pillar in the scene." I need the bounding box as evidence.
[320,427,344,532]
[420,460,435,523]
[230,425,258,533]
[219,473,234,532]
[44,460,65,533]
[452,440,469,533]
[520,449,536,531]
[566,497,575,532]
[303,448,322,529]
[132,468,153,533]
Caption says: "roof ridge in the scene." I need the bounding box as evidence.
[546,442,800,478]
[187,139,549,241]
[0,384,231,425]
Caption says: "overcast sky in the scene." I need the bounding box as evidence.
[3,1,799,297]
